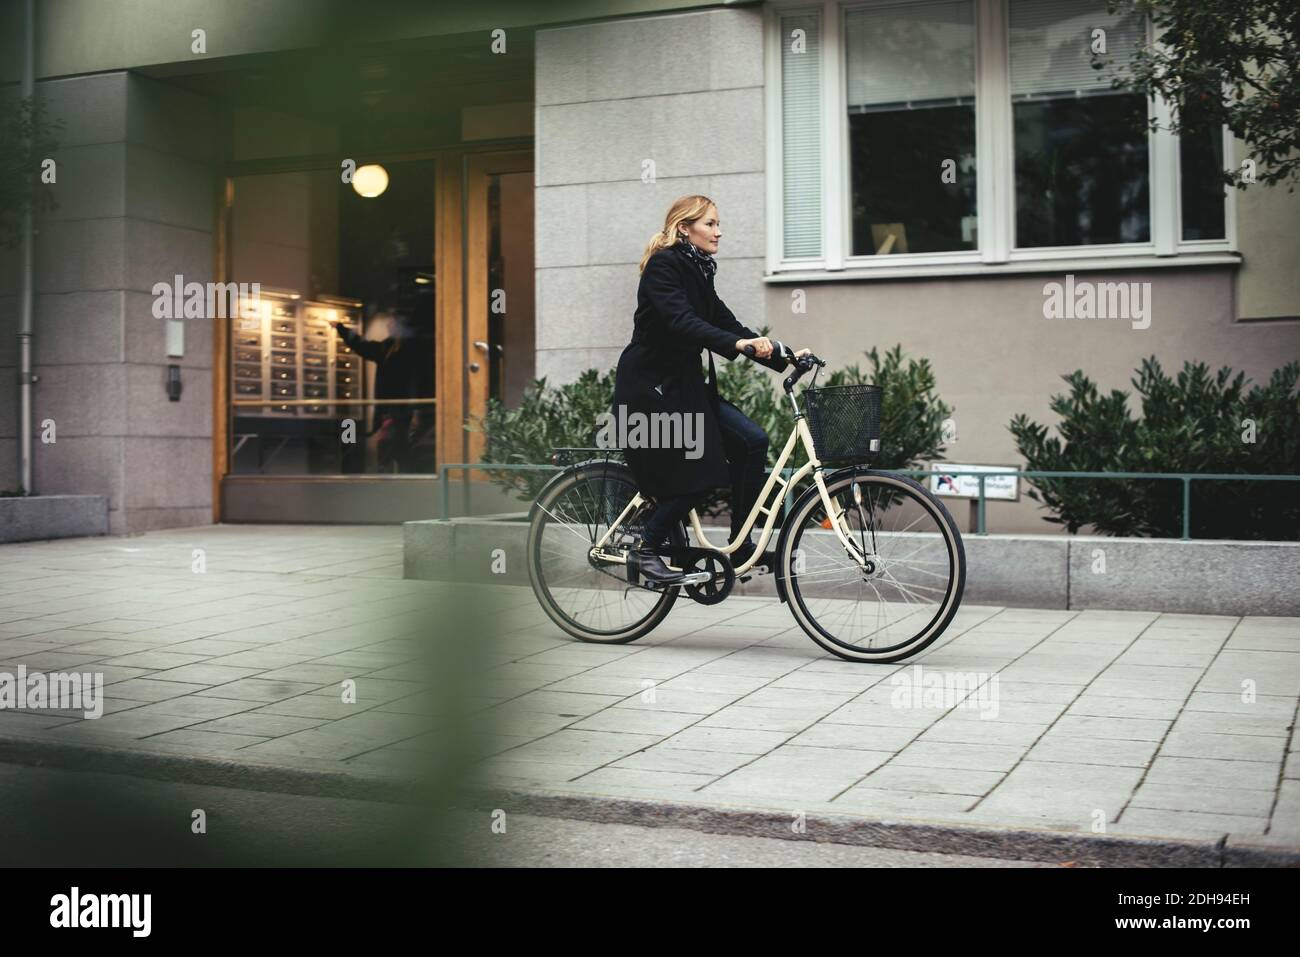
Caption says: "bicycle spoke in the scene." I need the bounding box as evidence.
[786,474,961,659]
[531,469,673,640]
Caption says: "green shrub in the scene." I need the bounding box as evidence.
[704,342,953,514]
[470,367,615,501]
[471,340,954,510]
[1009,357,1300,539]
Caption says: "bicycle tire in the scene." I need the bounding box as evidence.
[527,463,680,644]
[778,469,966,663]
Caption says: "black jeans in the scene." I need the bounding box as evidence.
[642,398,769,548]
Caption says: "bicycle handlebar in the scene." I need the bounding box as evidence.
[741,341,826,370]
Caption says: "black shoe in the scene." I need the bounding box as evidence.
[627,540,684,586]
[731,539,776,571]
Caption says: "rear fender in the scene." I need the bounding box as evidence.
[527,460,637,523]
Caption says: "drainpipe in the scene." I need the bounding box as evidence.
[17,0,35,493]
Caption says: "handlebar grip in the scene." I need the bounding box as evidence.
[742,344,757,357]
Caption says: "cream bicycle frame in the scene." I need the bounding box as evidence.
[591,414,869,576]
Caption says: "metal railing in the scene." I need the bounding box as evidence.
[231,397,436,407]
[888,469,1300,539]
[440,463,558,522]
[439,462,1300,540]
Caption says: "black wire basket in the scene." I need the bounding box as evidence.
[803,384,883,464]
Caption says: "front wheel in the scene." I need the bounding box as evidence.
[779,470,965,663]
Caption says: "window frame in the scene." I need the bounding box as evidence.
[764,0,1238,279]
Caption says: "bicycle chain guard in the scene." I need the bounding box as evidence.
[669,547,736,605]
[623,545,736,602]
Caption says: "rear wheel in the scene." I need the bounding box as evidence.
[527,464,680,644]
[779,470,965,662]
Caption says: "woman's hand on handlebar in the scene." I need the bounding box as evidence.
[738,340,819,365]
[736,336,774,359]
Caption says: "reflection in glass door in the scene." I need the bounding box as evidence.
[485,170,536,406]
[227,159,438,475]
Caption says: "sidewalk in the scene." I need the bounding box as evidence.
[1,526,1297,864]
[473,588,1300,864]
[0,526,437,788]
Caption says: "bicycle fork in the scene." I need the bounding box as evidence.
[812,471,872,568]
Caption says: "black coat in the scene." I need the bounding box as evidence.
[612,247,789,499]
[334,324,423,424]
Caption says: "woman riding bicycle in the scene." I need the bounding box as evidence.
[614,194,812,585]
[531,196,965,659]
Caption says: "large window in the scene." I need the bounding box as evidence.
[770,0,1232,273]
[846,0,977,255]
[1179,124,1228,242]
[1009,0,1149,247]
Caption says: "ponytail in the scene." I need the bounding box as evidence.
[638,229,677,273]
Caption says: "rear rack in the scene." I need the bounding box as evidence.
[550,447,626,467]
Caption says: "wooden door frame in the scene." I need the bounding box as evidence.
[434,154,464,473]
[212,176,233,522]
[460,149,534,466]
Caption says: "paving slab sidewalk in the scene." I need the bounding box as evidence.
[1,525,1297,864]
[0,526,441,793]
[466,587,1300,864]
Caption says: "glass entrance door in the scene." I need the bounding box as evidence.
[226,159,438,476]
[215,146,534,521]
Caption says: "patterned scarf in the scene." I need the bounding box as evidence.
[674,236,717,281]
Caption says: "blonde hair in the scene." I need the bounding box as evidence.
[639,194,717,273]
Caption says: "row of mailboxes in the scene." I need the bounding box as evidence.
[232,293,364,417]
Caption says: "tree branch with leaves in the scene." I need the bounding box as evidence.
[1099,0,1299,189]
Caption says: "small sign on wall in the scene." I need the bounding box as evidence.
[930,463,1019,501]
[165,319,185,358]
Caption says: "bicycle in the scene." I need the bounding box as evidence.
[526,344,966,662]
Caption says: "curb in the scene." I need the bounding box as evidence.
[0,730,420,804]
[404,518,1300,615]
[4,730,1296,867]
[463,785,1300,868]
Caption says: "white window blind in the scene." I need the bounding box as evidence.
[845,0,975,111]
[781,10,823,259]
[1009,0,1146,100]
